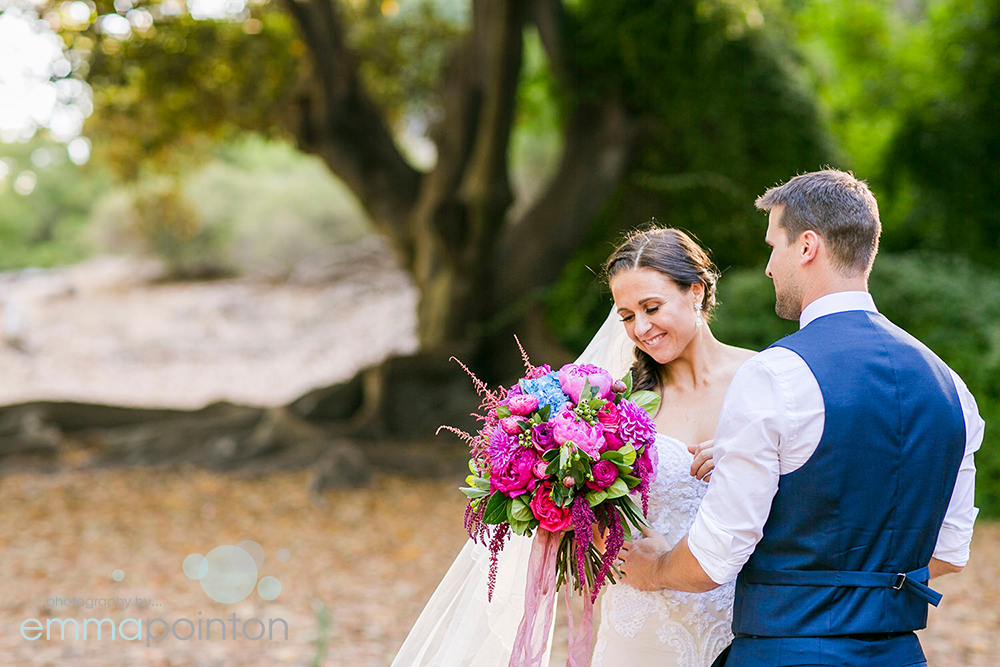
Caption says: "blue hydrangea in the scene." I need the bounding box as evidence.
[519,371,570,416]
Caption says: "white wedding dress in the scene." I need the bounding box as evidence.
[390,307,734,666]
[591,432,734,667]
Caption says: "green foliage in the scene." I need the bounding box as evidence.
[87,136,371,278]
[0,139,111,270]
[711,253,1000,516]
[80,7,304,178]
[547,0,833,352]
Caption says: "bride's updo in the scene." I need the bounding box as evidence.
[603,226,721,393]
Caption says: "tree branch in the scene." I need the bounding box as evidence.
[278,0,422,262]
[494,99,640,305]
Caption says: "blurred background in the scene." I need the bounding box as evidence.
[0,0,997,664]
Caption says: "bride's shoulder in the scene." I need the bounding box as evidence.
[720,345,759,380]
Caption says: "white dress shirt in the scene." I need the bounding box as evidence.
[687,291,984,585]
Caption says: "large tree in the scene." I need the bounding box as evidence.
[2,0,829,476]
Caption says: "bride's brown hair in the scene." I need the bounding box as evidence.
[603,225,721,393]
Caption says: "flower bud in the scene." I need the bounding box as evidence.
[562,476,576,487]
[613,380,627,393]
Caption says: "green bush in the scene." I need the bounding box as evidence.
[87,137,372,278]
[711,253,999,517]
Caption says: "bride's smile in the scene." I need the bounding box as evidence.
[610,267,703,365]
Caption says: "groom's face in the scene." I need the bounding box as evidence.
[765,206,805,320]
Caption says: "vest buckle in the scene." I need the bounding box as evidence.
[891,573,907,590]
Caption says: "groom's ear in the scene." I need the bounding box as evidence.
[799,230,821,266]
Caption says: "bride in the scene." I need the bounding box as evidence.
[391,226,756,667]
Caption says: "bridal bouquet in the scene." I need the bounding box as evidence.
[442,343,660,666]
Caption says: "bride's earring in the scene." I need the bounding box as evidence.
[695,302,704,329]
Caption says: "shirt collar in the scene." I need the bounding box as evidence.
[799,291,878,329]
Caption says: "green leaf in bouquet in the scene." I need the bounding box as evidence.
[510,495,534,522]
[538,403,552,421]
[629,390,662,417]
[545,459,560,476]
[586,489,608,507]
[588,398,605,412]
[601,450,625,465]
[468,459,477,475]
[559,445,570,470]
[617,443,637,466]
[618,494,650,528]
[542,447,560,462]
[483,492,511,525]
[581,379,593,401]
[472,476,491,491]
[460,486,490,499]
[621,370,633,396]
[621,473,641,488]
[509,518,533,535]
[605,477,630,500]
[496,405,512,419]
[619,511,634,542]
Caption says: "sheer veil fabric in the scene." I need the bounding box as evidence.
[390,307,633,667]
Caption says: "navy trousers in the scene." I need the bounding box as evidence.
[716,632,926,667]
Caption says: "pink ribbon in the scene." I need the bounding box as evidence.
[508,530,596,667]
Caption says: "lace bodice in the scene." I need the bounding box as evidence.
[592,434,735,667]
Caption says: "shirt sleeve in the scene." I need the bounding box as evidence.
[932,369,984,567]
[687,353,792,585]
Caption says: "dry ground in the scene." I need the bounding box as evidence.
[1,469,996,667]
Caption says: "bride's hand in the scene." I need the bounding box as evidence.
[688,440,714,482]
[592,523,607,553]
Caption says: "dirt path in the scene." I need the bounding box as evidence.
[0,252,418,409]
[1,469,995,666]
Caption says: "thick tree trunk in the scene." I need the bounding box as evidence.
[0,1,641,483]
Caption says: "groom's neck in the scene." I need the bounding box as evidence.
[799,271,869,315]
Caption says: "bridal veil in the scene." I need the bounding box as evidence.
[390,306,633,666]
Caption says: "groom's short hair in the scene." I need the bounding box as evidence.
[755,169,881,277]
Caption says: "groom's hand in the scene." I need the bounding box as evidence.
[688,440,715,481]
[618,526,671,591]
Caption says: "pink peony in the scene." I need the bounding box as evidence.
[490,446,538,498]
[530,483,573,532]
[550,408,606,459]
[586,459,619,490]
[557,364,615,403]
[525,364,552,380]
[508,394,540,416]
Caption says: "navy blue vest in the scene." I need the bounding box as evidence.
[731,310,966,637]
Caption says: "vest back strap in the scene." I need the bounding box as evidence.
[742,566,942,607]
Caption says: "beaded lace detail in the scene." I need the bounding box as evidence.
[592,434,734,667]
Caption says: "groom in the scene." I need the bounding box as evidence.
[619,169,982,666]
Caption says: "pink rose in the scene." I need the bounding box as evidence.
[557,364,615,403]
[500,416,524,435]
[529,483,573,532]
[508,394,540,416]
[597,401,621,430]
[490,447,538,498]
[550,408,605,459]
[586,459,619,490]
[532,459,550,480]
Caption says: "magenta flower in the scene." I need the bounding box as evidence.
[557,363,615,403]
[490,446,538,498]
[597,401,621,430]
[531,422,556,452]
[586,459,619,490]
[618,399,657,449]
[508,394,540,416]
[550,408,606,459]
[530,483,573,532]
[602,430,624,452]
[525,364,552,380]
